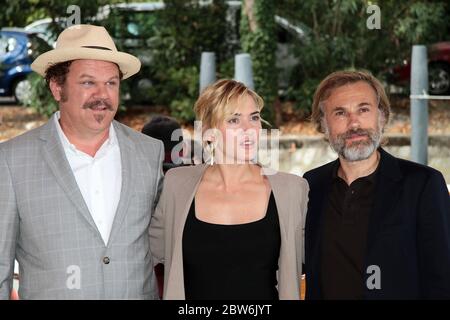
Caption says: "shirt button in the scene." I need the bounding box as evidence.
[103,257,110,265]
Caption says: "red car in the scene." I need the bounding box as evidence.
[388,41,450,95]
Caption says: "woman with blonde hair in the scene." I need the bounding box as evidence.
[149,79,309,300]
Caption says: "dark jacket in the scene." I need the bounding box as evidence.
[304,148,450,299]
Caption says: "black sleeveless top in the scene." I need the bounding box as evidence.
[182,192,281,300]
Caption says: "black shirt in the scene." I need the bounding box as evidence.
[182,192,280,300]
[321,163,379,299]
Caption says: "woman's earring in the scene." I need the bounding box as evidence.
[207,141,215,166]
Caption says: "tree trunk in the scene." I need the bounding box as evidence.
[243,0,257,32]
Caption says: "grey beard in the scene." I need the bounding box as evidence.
[328,127,382,162]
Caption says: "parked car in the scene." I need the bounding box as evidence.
[0,28,51,104]
[387,41,450,95]
[25,2,308,103]
[24,17,65,48]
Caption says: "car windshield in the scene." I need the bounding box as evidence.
[28,34,52,59]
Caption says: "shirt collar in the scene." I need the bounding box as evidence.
[54,111,118,155]
[333,156,380,185]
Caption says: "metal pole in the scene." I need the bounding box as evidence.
[410,45,429,165]
[234,53,254,90]
[199,52,216,93]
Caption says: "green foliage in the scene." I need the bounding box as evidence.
[167,66,199,121]
[23,73,58,117]
[276,0,449,112]
[3,0,448,121]
[0,0,125,29]
[394,2,448,44]
[154,0,230,66]
[150,0,232,122]
[240,0,277,123]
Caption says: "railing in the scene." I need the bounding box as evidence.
[410,90,450,101]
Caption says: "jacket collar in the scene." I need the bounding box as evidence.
[38,115,137,246]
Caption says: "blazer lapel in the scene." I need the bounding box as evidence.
[166,164,208,299]
[307,162,336,252]
[265,171,297,298]
[305,160,336,299]
[265,172,289,242]
[107,121,137,246]
[39,116,99,234]
[366,148,403,253]
[171,164,208,250]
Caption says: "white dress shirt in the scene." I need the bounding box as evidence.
[54,112,122,245]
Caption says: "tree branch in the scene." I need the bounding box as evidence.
[243,0,258,32]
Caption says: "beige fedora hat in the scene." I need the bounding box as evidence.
[31,24,141,79]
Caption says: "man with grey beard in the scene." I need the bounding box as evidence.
[303,70,450,299]
[0,25,164,299]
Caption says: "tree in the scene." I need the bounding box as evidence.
[275,0,448,111]
[150,0,231,122]
[0,0,117,29]
[240,0,277,125]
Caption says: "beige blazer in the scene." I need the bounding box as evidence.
[149,164,309,300]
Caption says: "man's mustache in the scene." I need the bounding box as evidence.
[82,99,114,111]
[341,128,371,139]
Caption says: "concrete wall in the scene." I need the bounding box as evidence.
[259,134,450,187]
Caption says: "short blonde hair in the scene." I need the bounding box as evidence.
[194,79,264,130]
[311,70,391,133]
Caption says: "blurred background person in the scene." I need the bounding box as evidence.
[142,115,184,173]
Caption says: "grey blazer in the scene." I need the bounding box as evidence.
[0,115,164,299]
[149,164,309,300]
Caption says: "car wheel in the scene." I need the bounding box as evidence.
[13,78,32,105]
[429,62,450,95]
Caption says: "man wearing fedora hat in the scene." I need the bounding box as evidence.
[0,25,164,299]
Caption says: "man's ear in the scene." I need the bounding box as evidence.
[49,80,62,102]
[378,110,387,131]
